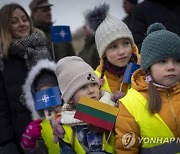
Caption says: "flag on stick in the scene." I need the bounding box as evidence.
[120,62,140,92]
[122,62,140,84]
[50,26,72,42]
[33,86,62,110]
[74,97,119,131]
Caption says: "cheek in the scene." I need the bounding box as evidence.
[150,66,161,81]
[105,52,116,63]
[106,50,115,58]
[126,47,133,56]
[177,68,180,79]
[11,25,17,35]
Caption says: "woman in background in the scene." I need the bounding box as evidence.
[0,3,51,153]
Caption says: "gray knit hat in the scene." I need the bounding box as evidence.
[85,3,134,58]
[55,56,100,103]
[141,23,180,71]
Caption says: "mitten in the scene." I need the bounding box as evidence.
[100,91,115,106]
[52,116,64,143]
[21,119,42,149]
[111,91,126,103]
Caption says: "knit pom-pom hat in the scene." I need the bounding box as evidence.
[141,23,180,71]
[55,56,100,103]
[85,3,134,58]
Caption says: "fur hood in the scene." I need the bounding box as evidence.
[22,59,56,120]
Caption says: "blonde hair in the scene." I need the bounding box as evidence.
[0,3,33,57]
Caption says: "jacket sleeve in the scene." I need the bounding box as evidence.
[115,103,141,154]
[0,73,15,146]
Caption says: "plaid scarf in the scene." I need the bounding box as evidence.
[0,32,51,71]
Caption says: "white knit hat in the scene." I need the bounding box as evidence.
[55,56,100,103]
[95,14,134,58]
[85,3,134,58]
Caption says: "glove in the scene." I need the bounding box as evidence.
[21,119,42,149]
[111,91,126,104]
[100,91,115,106]
[52,116,64,143]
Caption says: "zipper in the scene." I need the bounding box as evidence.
[166,91,178,137]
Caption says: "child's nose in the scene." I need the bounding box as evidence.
[167,61,175,71]
[117,46,125,56]
[87,85,94,93]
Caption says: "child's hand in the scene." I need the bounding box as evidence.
[21,119,42,149]
[52,116,64,143]
[111,91,126,104]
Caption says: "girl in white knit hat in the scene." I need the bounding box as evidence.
[54,56,116,154]
[85,3,140,103]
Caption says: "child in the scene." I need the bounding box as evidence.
[54,56,115,154]
[20,59,63,154]
[85,3,140,101]
[115,23,180,154]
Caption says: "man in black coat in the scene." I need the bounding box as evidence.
[130,0,180,51]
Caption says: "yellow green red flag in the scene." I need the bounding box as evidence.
[74,97,119,131]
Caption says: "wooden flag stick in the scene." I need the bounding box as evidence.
[106,131,112,144]
[51,42,55,60]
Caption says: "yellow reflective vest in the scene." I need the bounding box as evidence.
[41,118,60,154]
[120,88,177,148]
[95,70,112,93]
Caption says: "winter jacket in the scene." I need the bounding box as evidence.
[33,22,76,62]
[78,37,100,70]
[95,44,140,94]
[60,91,117,154]
[61,124,115,154]
[115,69,180,154]
[131,0,180,50]
[0,30,51,154]
[60,110,115,154]
[22,59,59,154]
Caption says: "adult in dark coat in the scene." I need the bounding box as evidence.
[29,0,76,62]
[78,25,100,70]
[131,0,180,50]
[122,0,138,29]
[0,3,51,154]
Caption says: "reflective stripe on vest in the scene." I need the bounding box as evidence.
[95,70,111,93]
[120,88,175,148]
[140,141,180,154]
[62,125,115,154]
[41,118,60,154]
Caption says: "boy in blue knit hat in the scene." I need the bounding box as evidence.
[115,23,180,153]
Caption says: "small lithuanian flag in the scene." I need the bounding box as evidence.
[74,97,119,131]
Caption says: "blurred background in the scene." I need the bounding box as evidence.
[0,0,142,32]
[0,0,142,54]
